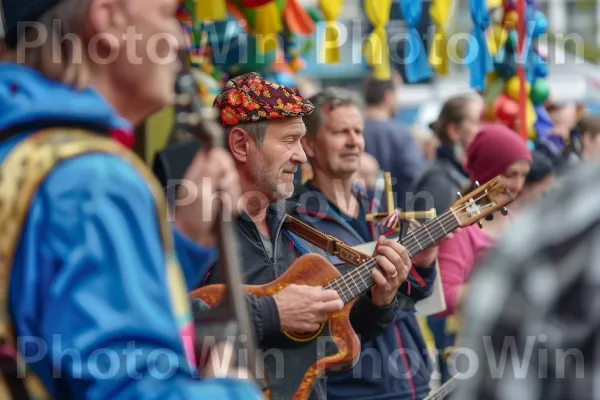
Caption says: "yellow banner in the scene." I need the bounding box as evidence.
[363,0,392,80]
[319,0,344,64]
[429,0,452,75]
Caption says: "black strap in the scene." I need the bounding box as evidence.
[0,342,31,400]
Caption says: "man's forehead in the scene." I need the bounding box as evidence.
[269,118,306,134]
[323,105,363,123]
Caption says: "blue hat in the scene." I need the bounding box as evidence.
[1,1,58,48]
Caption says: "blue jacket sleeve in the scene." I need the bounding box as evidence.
[172,226,218,291]
[8,154,261,400]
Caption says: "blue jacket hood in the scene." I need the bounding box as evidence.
[0,63,130,132]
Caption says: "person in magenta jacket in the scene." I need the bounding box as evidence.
[428,123,533,383]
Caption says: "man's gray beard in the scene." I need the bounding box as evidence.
[275,184,294,200]
[250,163,293,201]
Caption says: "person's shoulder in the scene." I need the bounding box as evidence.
[412,162,453,194]
[41,151,157,217]
[291,182,328,213]
[46,153,148,192]
[415,163,448,184]
[365,119,411,135]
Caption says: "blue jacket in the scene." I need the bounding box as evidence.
[292,181,436,400]
[0,64,261,400]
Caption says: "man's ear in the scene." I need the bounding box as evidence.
[228,127,249,163]
[301,134,316,159]
[87,0,128,48]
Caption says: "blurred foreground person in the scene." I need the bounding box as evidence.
[0,0,260,399]
[454,162,600,400]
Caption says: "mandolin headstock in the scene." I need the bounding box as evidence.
[450,176,515,228]
[174,70,224,149]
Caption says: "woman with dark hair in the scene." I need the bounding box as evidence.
[427,123,533,384]
[410,94,483,215]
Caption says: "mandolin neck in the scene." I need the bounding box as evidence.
[324,210,460,303]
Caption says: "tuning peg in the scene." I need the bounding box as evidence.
[456,191,462,198]
[474,181,480,188]
[485,214,494,221]
[477,221,483,229]
[501,207,508,216]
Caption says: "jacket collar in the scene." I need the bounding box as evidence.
[238,200,300,242]
[437,145,468,177]
[294,182,368,243]
[267,200,299,234]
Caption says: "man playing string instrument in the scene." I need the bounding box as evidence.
[194,73,437,399]
[292,87,438,400]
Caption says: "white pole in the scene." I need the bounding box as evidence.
[595,0,600,48]
[547,0,568,35]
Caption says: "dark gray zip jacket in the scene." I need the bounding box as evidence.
[192,200,396,399]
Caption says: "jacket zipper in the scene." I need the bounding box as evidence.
[252,204,299,278]
[271,205,298,273]
[252,224,276,279]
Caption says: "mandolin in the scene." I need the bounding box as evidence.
[190,176,514,399]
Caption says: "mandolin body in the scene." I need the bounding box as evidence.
[189,253,362,400]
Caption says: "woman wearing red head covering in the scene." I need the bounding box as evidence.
[426,123,532,384]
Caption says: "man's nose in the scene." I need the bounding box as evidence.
[346,131,360,146]
[291,145,307,164]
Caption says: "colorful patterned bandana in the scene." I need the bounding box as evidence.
[213,72,315,127]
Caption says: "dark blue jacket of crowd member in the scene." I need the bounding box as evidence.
[292,181,437,400]
[364,119,426,211]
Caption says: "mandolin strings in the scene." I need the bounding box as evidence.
[324,198,485,302]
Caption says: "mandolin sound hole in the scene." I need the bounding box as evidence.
[282,322,326,342]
